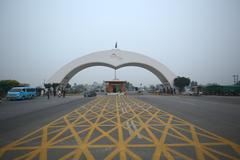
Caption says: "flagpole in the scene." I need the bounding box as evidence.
[114,69,117,80]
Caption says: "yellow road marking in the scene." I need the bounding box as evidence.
[116,96,127,160]
[0,96,239,159]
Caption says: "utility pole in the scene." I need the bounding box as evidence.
[233,75,236,85]
[233,75,239,85]
[237,75,239,85]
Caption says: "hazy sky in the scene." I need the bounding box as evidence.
[0,0,240,87]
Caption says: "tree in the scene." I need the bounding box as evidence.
[0,80,20,97]
[44,83,52,89]
[150,85,155,91]
[174,77,190,93]
[66,83,71,89]
[125,82,134,91]
[52,83,59,89]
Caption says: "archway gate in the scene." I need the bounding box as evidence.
[47,49,176,88]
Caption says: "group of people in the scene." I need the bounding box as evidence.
[42,88,66,99]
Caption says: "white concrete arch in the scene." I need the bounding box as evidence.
[47,49,177,87]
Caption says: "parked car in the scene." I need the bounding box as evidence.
[84,90,97,97]
[6,87,36,100]
[182,90,194,96]
[183,89,202,96]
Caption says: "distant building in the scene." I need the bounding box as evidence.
[105,80,126,93]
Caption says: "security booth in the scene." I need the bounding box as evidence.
[105,80,126,93]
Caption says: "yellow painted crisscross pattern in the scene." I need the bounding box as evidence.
[0,96,239,159]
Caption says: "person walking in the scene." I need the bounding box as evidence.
[41,89,44,96]
[62,89,66,98]
[47,89,50,99]
[53,89,56,97]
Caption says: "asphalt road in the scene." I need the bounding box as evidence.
[0,95,94,146]
[1,95,239,159]
[137,95,240,144]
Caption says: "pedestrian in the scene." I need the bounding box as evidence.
[41,89,44,96]
[47,89,50,99]
[53,89,56,97]
[58,90,62,97]
[171,88,173,95]
[62,89,66,98]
